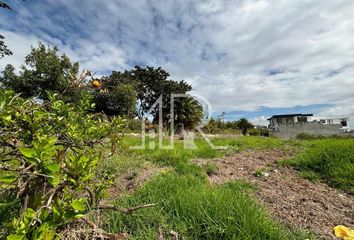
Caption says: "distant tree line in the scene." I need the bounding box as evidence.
[203,116,255,135]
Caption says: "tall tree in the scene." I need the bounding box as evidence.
[94,83,137,116]
[96,66,193,122]
[125,66,192,121]
[0,1,12,58]
[167,95,203,131]
[0,43,79,99]
[237,118,254,135]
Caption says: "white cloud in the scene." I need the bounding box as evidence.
[1,0,354,120]
[250,116,269,127]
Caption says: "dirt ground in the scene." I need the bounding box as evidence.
[195,149,354,240]
[106,164,171,200]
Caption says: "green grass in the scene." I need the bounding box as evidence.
[102,173,315,240]
[203,161,219,176]
[283,139,354,194]
[113,136,297,180]
[98,135,317,239]
[118,135,298,167]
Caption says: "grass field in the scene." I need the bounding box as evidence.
[283,138,354,194]
[97,136,323,239]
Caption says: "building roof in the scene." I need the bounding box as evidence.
[267,113,313,121]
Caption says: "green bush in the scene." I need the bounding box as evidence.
[0,90,123,239]
[249,128,270,137]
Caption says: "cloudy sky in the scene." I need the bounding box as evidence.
[1,0,354,127]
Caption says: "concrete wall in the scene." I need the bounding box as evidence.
[273,122,343,138]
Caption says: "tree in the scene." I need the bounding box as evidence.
[237,118,254,135]
[0,43,80,99]
[123,66,192,121]
[168,96,203,131]
[0,1,12,58]
[0,35,12,58]
[95,66,193,123]
[94,83,137,116]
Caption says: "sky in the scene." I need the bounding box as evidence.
[1,0,354,127]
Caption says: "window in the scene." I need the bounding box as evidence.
[298,116,307,123]
[340,119,347,127]
[320,119,326,124]
[327,119,333,124]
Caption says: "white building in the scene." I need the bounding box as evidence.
[312,116,350,131]
[267,113,350,133]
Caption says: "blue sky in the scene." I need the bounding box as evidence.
[1,0,354,127]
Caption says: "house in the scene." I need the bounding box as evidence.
[312,116,350,131]
[267,113,350,138]
[267,114,314,130]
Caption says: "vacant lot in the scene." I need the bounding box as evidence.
[83,136,354,240]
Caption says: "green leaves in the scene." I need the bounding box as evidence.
[46,163,60,173]
[71,199,86,212]
[19,147,36,158]
[0,90,119,239]
[0,175,17,183]
[6,234,25,240]
[47,175,60,187]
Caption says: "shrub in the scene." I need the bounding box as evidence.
[0,90,124,239]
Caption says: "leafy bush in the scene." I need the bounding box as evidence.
[0,90,123,239]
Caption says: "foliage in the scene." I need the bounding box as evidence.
[0,35,12,58]
[249,128,270,137]
[237,118,254,135]
[0,90,124,239]
[203,117,257,136]
[0,43,80,100]
[167,95,203,131]
[94,83,137,116]
[98,66,193,122]
[203,117,239,134]
[284,139,354,194]
[104,173,315,240]
[295,132,352,140]
[128,66,192,121]
[203,162,219,176]
[0,1,12,58]
[101,135,316,239]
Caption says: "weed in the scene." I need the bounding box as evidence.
[284,139,354,194]
[203,162,219,176]
[103,173,314,240]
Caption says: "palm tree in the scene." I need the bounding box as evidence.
[237,118,254,135]
[168,96,203,132]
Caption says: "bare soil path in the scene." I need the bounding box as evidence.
[195,149,354,240]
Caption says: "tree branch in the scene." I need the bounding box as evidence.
[81,217,128,240]
[97,203,155,214]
